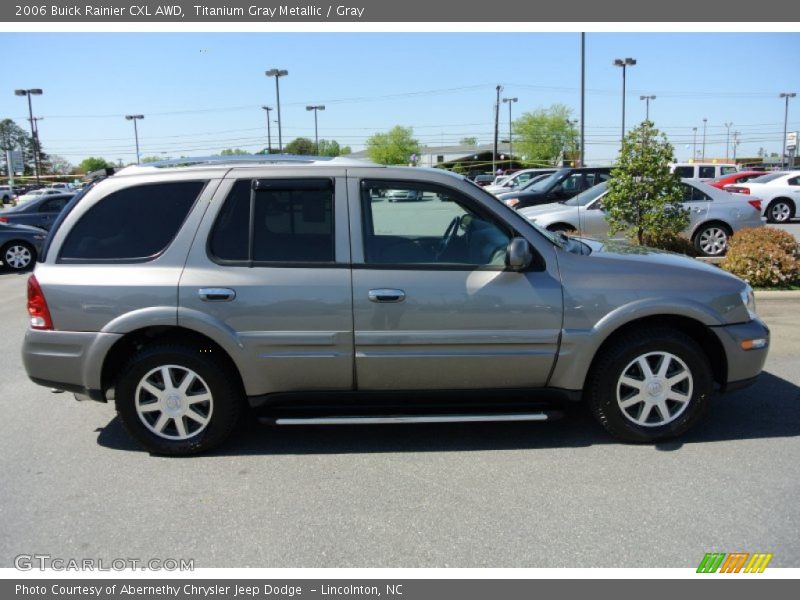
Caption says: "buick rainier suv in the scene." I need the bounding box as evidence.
[22,157,769,455]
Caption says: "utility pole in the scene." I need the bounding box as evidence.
[724,122,733,161]
[493,85,502,174]
[580,33,585,167]
[692,127,697,161]
[732,131,740,162]
[780,92,796,169]
[502,97,517,166]
[261,106,273,153]
[702,118,708,161]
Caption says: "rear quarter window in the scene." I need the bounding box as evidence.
[58,180,205,262]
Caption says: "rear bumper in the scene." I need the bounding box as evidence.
[710,318,770,392]
[22,329,121,401]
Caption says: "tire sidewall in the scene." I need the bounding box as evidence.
[767,200,792,223]
[115,346,241,455]
[591,333,713,442]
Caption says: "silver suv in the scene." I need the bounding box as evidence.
[22,156,770,455]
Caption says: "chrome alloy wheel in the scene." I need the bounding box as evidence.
[769,201,792,223]
[4,244,32,270]
[698,227,728,256]
[135,365,213,440]
[616,352,693,427]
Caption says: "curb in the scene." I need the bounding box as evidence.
[754,290,800,299]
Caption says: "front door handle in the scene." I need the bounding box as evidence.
[368,289,406,303]
[199,288,236,302]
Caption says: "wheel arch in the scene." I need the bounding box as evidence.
[583,315,727,394]
[100,326,245,400]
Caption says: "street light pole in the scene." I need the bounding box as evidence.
[702,118,708,161]
[502,97,517,166]
[780,92,796,169]
[640,95,656,121]
[14,88,43,185]
[266,69,289,153]
[493,85,502,174]
[261,106,273,153]
[306,105,325,154]
[125,115,144,164]
[692,127,697,161]
[613,57,636,146]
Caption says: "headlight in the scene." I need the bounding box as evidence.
[740,285,757,320]
[504,198,519,208]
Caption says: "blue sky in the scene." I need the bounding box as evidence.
[1,32,798,166]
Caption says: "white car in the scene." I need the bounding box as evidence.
[724,170,800,223]
[14,188,68,205]
[483,168,556,195]
[519,180,764,257]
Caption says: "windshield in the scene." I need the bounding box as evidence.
[525,171,563,193]
[518,173,553,191]
[749,172,786,184]
[564,181,608,206]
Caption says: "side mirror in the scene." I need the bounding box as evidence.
[506,237,533,271]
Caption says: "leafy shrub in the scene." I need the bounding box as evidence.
[721,228,800,288]
[640,232,698,257]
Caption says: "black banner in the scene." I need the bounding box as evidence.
[4,579,799,600]
[4,0,799,22]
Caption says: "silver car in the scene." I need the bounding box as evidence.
[22,156,769,455]
[519,180,764,256]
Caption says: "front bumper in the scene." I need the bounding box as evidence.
[710,317,770,391]
[22,329,122,401]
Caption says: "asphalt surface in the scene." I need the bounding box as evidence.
[0,270,798,569]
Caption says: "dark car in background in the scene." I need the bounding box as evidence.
[497,167,612,209]
[0,222,47,271]
[473,174,495,187]
[0,193,73,231]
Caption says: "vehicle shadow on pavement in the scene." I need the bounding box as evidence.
[95,371,799,456]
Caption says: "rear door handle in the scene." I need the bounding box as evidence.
[199,288,236,302]
[368,289,406,303]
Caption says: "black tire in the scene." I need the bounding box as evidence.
[115,344,242,455]
[586,327,713,443]
[765,199,794,224]
[693,222,731,257]
[2,241,36,271]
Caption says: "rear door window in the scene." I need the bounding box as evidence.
[674,166,694,178]
[209,178,335,265]
[699,166,716,179]
[58,180,205,262]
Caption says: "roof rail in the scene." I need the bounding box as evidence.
[122,154,376,170]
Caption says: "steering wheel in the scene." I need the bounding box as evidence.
[436,215,463,260]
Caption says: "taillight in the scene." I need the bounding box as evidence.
[0,217,7,223]
[728,186,750,195]
[748,199,762,212]
[27,275,53,330]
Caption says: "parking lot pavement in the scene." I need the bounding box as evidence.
[0,272,798,569]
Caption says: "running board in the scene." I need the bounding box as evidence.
[268,412,559,426]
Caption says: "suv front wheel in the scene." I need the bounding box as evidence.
[115,344,242,455]
[586,327,713,442]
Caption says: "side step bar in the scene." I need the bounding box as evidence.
[267,412,560,426]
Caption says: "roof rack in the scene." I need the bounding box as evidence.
[119,154,376,171]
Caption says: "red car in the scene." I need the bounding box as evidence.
[706,170,767,190]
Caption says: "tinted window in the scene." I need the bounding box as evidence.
[788,177,800,186]
[682,184,710,202]
[39,197,69,213]
[699,166,716,179]
[209,179,334,264]
[59,181,204,261]
[720,166,737,175]
[361,181,510,267]
[674,166,694,178]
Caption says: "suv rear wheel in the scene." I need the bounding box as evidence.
[586,327,713,442]
[115,344,242,455]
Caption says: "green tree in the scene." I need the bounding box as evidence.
[79,157,112,173]
[220,148,249,156]
[513,104,577,166]
[48,154,73,175]
[460,136,478,146]
[141,155,166,163]
[366,126,420,165]
[603,121,689,246]
[317,139,352,157]
[0,119,36,175]
[283,138,315,155]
